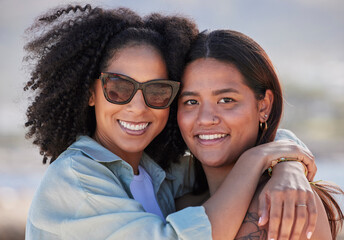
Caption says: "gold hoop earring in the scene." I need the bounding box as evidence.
[259,121,268,131]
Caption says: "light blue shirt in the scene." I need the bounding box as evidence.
[25,136,211,239]
[25,129,305,239]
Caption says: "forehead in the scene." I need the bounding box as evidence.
[105,44,168,81]
[181,58,246,90]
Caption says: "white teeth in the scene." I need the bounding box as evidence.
[119,120,149,131]
[198,134,227,140]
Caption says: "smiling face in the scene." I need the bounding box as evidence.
[178,58,270,169]
[89,44,169,160]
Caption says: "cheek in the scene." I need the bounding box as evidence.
[155,108,170,129]
[177,109,193,135]
[226,106,260,141]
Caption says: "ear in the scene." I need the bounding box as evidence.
[258,89,273,122]
[88,87,95,106]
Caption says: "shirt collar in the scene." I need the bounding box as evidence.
[68,135,174,180]
[68,135,122,163]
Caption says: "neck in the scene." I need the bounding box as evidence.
[120,152,142,175]
[202,163,235,196]
[93,133,142,175]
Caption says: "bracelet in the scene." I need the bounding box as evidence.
[309,180,323,186]
[268,157,308,177]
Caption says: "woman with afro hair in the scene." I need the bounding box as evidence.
[24,4,318,240]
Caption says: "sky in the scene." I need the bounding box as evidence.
[0,0,343,136]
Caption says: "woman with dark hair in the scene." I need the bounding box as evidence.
[24,4,320,240]
[177,29,344,239]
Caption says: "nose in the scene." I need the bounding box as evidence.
[126,90,148,113]
[197,102,220,126]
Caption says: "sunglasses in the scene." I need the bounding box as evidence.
[99,72,180,109]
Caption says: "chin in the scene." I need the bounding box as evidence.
[120,143,148,153]
[198,158,229,168]
[197,154,237,169]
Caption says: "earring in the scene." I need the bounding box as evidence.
[260,113,268,130]
[259,121,268,131]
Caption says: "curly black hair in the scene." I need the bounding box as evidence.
[23,4,198,169]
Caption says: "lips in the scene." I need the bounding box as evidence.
[119,120,149,131]
[118,120,150,135]
[198,133,227,140]
[195,133,229,145]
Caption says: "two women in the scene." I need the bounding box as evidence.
[24,5,321,239]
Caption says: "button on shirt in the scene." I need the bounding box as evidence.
[25,136,211,240]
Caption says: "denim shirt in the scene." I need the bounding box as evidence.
[25,129,305,239]
[25,136,211,239]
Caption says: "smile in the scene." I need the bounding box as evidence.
[198,134,227,140]
[118,120,149,131]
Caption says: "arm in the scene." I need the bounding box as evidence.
[234,173,332,240]
[26,141,314,240]
[275,128,317,181]
[258,162,317,240]
[175,129,317,240]
[26,156,211,240]
[255,129,318,239]
[202,140,315,240]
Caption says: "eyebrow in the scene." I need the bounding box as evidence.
[179,88,239,98]
[179,91,199,98]
[213,88,239,95]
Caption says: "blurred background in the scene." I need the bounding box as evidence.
[0,0,343,239]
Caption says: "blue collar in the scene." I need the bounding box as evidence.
[67,136,175,184]
[68,135,122,163]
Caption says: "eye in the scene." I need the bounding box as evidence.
[218,97,235,104]
[184,99,198,105]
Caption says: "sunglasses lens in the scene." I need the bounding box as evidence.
[105,77,135,103]
[101,73,177,108]
[145,83,173,108]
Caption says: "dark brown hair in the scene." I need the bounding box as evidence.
[178,30,283,193]
[23,4,198,169]
[180,29,343,238]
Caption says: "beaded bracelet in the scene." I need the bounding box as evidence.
[268,157,308,177]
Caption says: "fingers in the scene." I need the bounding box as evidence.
[305,191,317,239]
[290,203,307,240]
[300,153,316,181]
[294,145,316,181]
[267,190,317,240]
[307,161,317,182]
[258,194,270,226]
[290,192,317,240]
[278,196,295,240]
[268,194,283,240]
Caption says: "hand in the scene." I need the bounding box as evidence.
[240,140,316,239]
[245,139,316,181]
[258,162,317,240]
